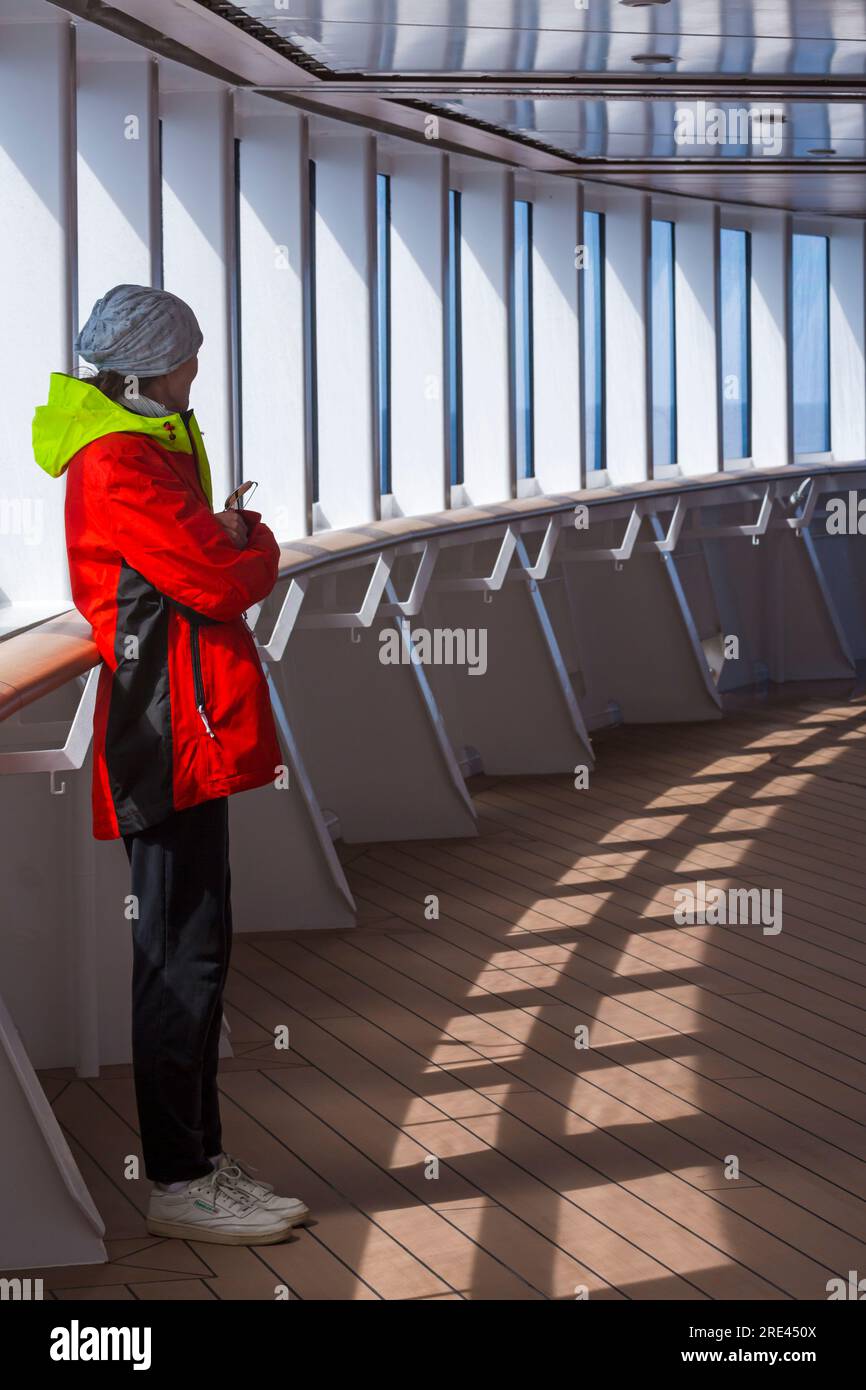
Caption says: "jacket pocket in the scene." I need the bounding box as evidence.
[188,617,216,739]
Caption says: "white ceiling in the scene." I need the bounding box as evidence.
[237,1,866,75]
[34,0,866,215]
[221,0,866,214]
[439,95,864,159]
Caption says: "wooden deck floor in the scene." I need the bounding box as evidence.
[25,695,866,1299]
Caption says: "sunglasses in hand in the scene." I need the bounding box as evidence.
[224,480,258,511]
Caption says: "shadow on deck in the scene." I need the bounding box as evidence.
[20,695,866,1299]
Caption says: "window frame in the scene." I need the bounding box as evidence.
[791,218,833,464]
[580,197,608,485]
[375,171,392,499]
[231,135,243,488]
[512,196,535,484]
[718,222,754,469]
[304,158,320,512]
[649,214,679,478]
[447,186,464,492]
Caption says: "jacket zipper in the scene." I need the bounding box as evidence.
[189,619,216,738]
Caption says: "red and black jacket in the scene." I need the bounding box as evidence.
[62,422,283,840]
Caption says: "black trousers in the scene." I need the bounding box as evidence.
[122,796,232,1184]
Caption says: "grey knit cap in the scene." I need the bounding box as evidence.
[75,284,202,376]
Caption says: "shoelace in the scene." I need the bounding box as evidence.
[194,1164,258,1214]
[222,1152,274,1194]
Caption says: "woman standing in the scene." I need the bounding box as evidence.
[33,284,307,1245]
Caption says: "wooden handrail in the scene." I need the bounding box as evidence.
[1,462,862,726]
[0,611,96,722]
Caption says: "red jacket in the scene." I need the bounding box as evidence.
[34,376,282,839]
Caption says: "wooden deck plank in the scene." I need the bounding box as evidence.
[53,1284,137,1301]
[226,951,625,1300]
[256,933,846,1298]
[595,738,866,873]
[216,1069,541,1300]
[251,1064,700,1299]
[346,851,866,1137]
[89,1075,432,1302]
[450,801,866,1078]
[374,837,866,1085]
[27,694,866,1298]
[387,831,866,1024]
[593,719,866,867]
[465,813,866,994]
[484,781,866,938]
[521,773,866,944]
[131,1278,218,1300]
[266,892,866,1235]
[443,823,866,1001]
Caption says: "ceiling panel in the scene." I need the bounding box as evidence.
[583,166,866,217]
[234,1,866,77]
[193,2,866,213]
[435,95,865,159]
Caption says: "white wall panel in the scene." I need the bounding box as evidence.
[750,209,792,468]
[532,178,582,494]
[459,165,514,504]
[76,56,158,321]
[601,187,651,485]
[309,124,377,530]
[0,18,75,607]
[829,222,866,463]
[237,99,309,540]
[161,88,236,505]
[389,145,449,517]
[673,199,722,476]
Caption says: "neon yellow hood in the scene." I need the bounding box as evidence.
[32,373,213,507]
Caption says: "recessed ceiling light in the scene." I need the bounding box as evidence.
[631,53,675,64]
[807,146,836,155]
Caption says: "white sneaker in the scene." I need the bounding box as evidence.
[213,1151,309,1226]
[146,1165,295,1245]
